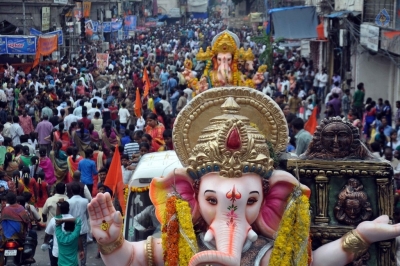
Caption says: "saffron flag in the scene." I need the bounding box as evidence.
[33,35,58,68]
[103,146,126,214]
[134,88,142,118]
[304,108,318,135]
[143,68,151,97]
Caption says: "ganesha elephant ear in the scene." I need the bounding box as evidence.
[253,170,311,239]
[149,168,200,223]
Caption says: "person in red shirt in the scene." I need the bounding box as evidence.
[75,80,85,96]
[108,101,118,124]
[78,111,91,129]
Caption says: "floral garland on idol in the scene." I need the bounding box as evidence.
[269,187,311,266]
[162,194,198,266]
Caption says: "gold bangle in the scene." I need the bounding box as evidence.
[145,236,154,266]
[98,233,124,255]
[342,229,370,259]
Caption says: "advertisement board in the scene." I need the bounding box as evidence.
[42,7,51,31]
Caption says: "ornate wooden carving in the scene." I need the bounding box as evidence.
[376,178,394,219]
[314,174,329,224]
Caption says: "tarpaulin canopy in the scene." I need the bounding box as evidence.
[269,6,318,39]
[191,12,208,19]
[324,11,361,18]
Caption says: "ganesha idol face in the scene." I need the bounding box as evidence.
[151,168,307,266]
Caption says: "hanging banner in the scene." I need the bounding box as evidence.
[29,28,63,45]
[33,35,58,68]
[66,2,91,18]
[96,53,109,72]
[42,7,51,31]
[102,22,112,33]
[92,21,98,32]
[0,37,6,54]
[124,15,137,31]
[111,21,123,32]
[6,36,37,55]
[85,20,94,36]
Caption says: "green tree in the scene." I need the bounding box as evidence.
[251,31,283,70]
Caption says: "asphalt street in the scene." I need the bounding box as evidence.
[31,229,106,266]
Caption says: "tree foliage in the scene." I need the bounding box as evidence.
[251,32,284,71]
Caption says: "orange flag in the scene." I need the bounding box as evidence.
[103,146,126,214]
[33,35,58,68]
[143,68,151,97]
[304,107,318,135]
[134,88,142,118]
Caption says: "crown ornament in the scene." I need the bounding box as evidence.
[212,33,238,55]
[184,58,193,70]
[244,48,255,61]
[196,48,206,61]
[258,65,268,73]
[238,47,246,61]
[186,97,275,179]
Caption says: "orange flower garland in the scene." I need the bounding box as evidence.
[162,196,179,266]
[130,186,150,193]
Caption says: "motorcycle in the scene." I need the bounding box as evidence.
[0,237,36,266]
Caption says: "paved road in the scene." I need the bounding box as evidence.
[31,229,106,266]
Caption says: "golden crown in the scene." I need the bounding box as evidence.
[184,97,275,179]
[238,47,246,60]
[212,33,238,55]
[184,59,193,70]
[196,48,206,61]
[258,65,268,73]
[244,48,255,61]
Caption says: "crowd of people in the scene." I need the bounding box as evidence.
[0,16,399,265]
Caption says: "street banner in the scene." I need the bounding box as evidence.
[96,53,109,72]
[85,20,94,36]
[92,21,98,32]
[124,16,137,31]
[111,21,123,32]
[0,36,7,54]
[102,22,111,33]
[33,35,58,68]
[66,2,91,18]
[30,28,63,45]
[5,36,37,55]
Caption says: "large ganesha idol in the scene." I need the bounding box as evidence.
[184,30,267,94]
[88,87,400,266]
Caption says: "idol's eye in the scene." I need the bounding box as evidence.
[206,197,218,205]
[247,198,258,205]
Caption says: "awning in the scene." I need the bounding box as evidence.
[324,11,361,18]
[191,12,208,19]
[158,14,169,21]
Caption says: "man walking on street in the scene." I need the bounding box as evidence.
[67,183,89,266]
[35,115,53,156]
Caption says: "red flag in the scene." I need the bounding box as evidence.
[104,146,125,204]
[143,68,151,97]
[304,108,318,135]
[134,88,142,118]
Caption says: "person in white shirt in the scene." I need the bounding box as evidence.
[118,103,130,128]
[67,183,90,266]
[122,154,135,184]
[10,116,24,146]
[64,107,79,131]
[316,68,328,100]
[159,95,171,115]
[3,116,12,138]
[43,200,74,265]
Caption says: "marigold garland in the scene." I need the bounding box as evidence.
[162,196,179,266]
[130,186,150,193]
[176,199,198,266]
[269,191,311,266]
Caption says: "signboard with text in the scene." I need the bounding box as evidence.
[0,36,37,55]
[360,23,379,52]
[42,7,51,31]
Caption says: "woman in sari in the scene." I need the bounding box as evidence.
[89,124,101,147]
[52,122,69,152]
[21,166,37,205]
[73,122,91,157]
[66,147,82,183]
[49,141,68,183]
[68,122,78,146]
[4,152,19,179]
[38,147,56,189]
[13,145,23,165]
[35,172,49,216]
[145,113,165,151]
[102,123,120,157]
[90,143,106,197]
[17,146,32,167]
